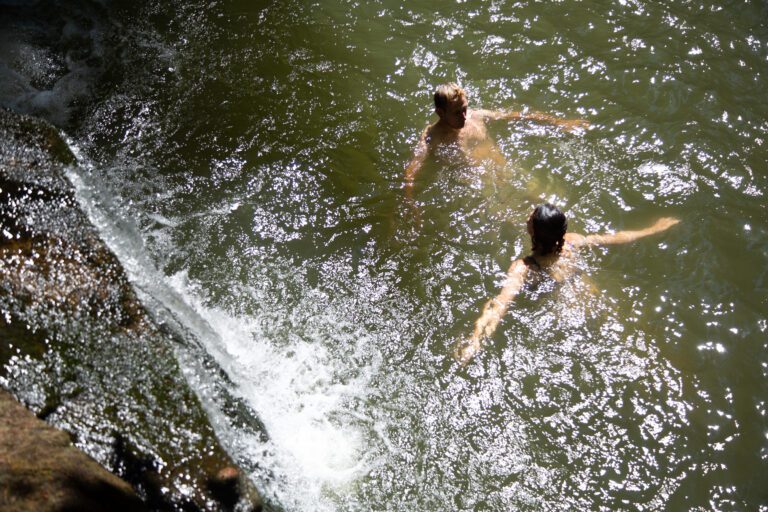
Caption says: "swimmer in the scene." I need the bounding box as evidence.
[404,83,589,201]
[454,204,680,365]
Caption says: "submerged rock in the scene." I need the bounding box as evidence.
[0,108,263,511]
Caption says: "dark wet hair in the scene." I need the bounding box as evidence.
[530,203,567,255]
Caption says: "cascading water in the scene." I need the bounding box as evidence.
[65,154,385,511]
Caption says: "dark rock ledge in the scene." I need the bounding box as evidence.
[0,108,263,511]
[0,388,148,512]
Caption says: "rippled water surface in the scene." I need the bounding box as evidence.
[3,0,768,510]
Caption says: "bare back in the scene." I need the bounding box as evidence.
[425,110,505,167]
[523,237,586,286]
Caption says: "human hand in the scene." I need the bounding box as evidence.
[653,217,680,231]
[401,180,421,224]
[557,118,590,133]
[453,337,482,366]
[404,198,422,233]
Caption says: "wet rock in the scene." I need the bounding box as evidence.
[208,467,246,510]
[0,388,148,512]
[0,107,263,511]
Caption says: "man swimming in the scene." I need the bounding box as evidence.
[454,203,680,365]
[404,83,588,200]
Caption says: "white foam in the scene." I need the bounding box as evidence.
[164,271,374,484]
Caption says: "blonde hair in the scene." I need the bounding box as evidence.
[434,83,466,110]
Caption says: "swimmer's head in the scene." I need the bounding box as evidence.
[434,83,466,110]
[434,83,468,129]
[528,204,567,255]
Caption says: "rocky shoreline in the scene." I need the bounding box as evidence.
[0,108,263,511]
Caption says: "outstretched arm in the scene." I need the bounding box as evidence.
[404,126,429,202]
[474,108,589,132]
[570,217,680,247]
[454,259,529,365]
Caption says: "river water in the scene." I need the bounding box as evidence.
[2,0,767,510]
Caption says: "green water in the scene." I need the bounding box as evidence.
[6,0,768,509]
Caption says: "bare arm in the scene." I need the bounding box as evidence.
[473,108,589,132]
[454,259,529,365]
[570,217,681,248]
[404,126,430,201]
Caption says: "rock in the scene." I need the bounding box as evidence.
[208,467,245,510]
[0,388,148,512]
[0,107,264,511]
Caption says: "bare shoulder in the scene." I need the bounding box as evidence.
[508,258,527,272]
[506,258,530,280]
[424,122,445,145]
[413,124,437,152]
[422,123,433,141]
[564,232,587,248]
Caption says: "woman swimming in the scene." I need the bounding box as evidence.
[454,204,680,365]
